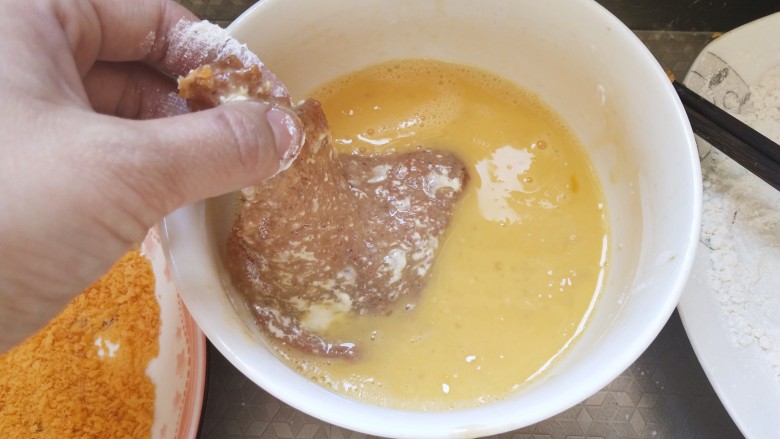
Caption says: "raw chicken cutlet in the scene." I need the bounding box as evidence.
[179,56,468,358]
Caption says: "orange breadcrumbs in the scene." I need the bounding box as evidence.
[0,251,161,438]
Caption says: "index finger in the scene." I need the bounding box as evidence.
[88,0,288,98]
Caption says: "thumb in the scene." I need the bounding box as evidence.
[133,100,303,209]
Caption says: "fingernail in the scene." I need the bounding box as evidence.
[265,106,304,170]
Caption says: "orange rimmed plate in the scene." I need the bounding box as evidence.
[142,226,208,439]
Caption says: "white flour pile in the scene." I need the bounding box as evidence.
[699,65,780,380]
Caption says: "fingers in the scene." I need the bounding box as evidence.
[85,0,289,99]
[154,20,290,100]
[85,0,196,64]
[83,61,190,119]
[123,101,303,212]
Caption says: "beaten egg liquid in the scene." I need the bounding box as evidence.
[278,59,609,410]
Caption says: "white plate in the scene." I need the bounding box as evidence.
[142,226,208,439]
[679,12,780,439]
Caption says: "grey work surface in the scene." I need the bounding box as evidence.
[174,2,755,438]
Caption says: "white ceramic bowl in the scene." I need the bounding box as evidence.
[162,0,702,437]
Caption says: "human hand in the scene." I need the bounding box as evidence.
[0,0,303,350]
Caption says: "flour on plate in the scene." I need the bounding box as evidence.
[699,65,780,380]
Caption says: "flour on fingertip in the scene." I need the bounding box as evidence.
[166,19,288,99]
[167,19,261,69]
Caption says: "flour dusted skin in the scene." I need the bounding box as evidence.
[179,56,468,358]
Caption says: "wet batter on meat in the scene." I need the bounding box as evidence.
[179,56,468,358]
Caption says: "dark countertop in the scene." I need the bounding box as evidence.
[179,0,780,32]
[172,1,780,438]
